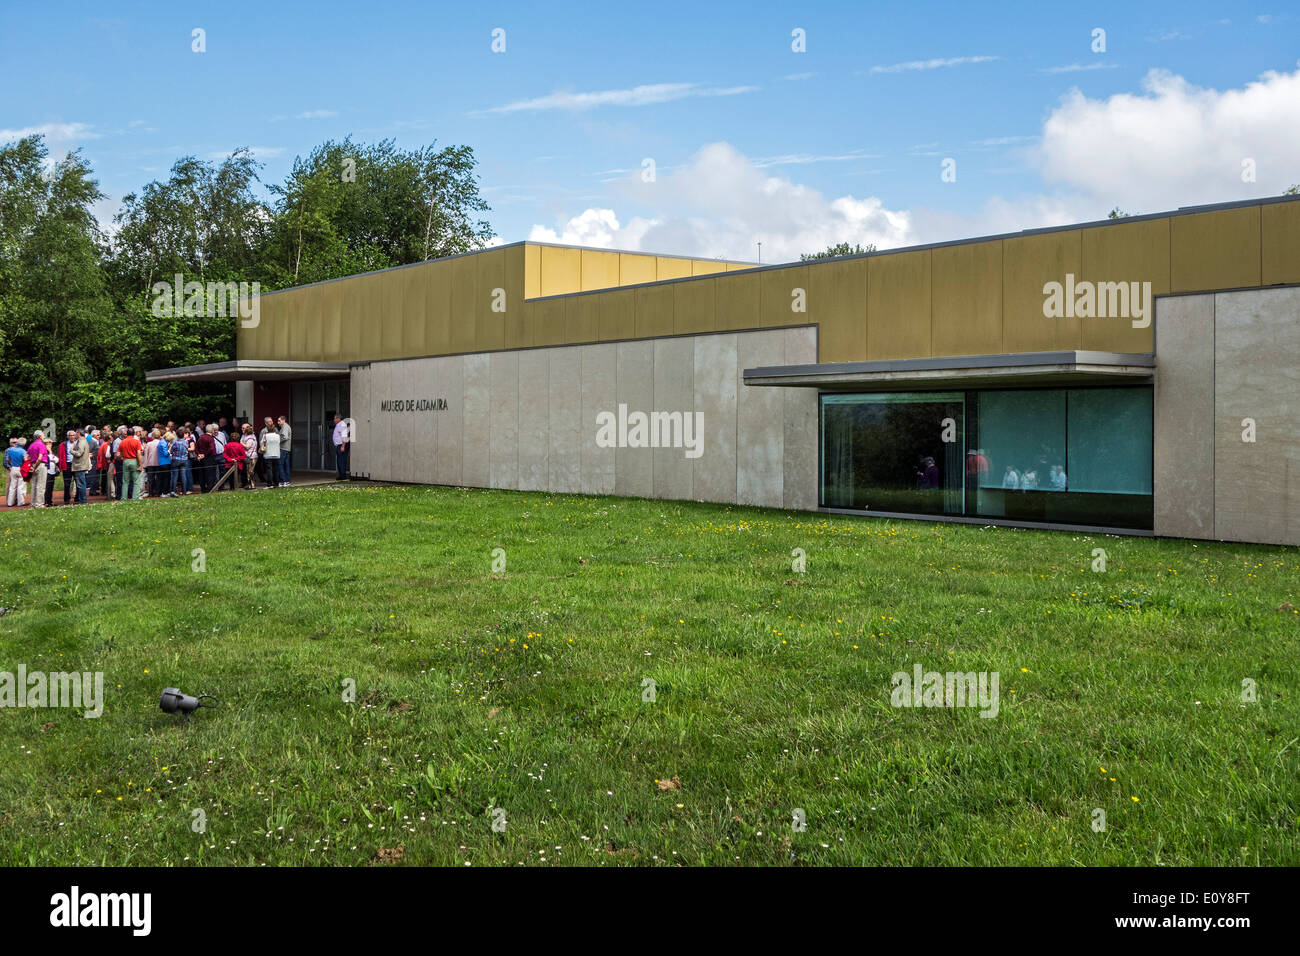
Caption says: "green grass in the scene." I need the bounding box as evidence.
[0,483,1296,866]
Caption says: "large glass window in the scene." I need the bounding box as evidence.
[820,386,1152,529]
[821,392,964,515]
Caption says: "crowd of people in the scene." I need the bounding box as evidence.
[5,415,300,508]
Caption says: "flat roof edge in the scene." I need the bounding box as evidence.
[744,350,1156,379]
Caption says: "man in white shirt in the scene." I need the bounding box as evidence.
[331,413,350,480]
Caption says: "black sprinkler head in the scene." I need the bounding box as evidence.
[160,687,218,716]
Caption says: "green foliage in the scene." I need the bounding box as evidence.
[800,241,877,261]
[1108,206,1130,219]
[0,136,111,437]
[0,134,495,432]
[263,137,493,286]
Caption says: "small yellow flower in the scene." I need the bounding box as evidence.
[1131,796,1139,802]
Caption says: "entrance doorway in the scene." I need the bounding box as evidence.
[290,379,350,474]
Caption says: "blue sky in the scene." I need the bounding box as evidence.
[2,0,1297,261]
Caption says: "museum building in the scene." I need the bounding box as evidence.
[148,194,1300,546]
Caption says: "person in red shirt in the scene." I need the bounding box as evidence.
[117,429,143,500]
[223,431,248,489]
[96,436,114,499]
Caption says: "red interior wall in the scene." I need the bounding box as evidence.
[253,381,291,426]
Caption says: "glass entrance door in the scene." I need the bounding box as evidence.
[290,378,350,473]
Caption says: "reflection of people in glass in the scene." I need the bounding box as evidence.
[1021,469,1039,490]
[965,448,990,479]
[1050,464,1068,491]
[916,456,939,489]
[1002,465,1020,489]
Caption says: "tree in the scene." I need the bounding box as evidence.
[1285,185,1299,195]
[0,132,496,431]
[110,148,269,292]
[1108,207,1130,219]
[263,137,494,286]
[0,136,112,437]
[102,149,271,421]
[800,241,877,261]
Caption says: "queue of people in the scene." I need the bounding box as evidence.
[4,415,299,508]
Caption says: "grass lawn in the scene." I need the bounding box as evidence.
[0,483,1296,866]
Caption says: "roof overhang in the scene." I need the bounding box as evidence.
[743,350,1155,390]
[145,360,351,383]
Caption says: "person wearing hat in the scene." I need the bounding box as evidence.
[5,438,28,506]
[916,456,939,490]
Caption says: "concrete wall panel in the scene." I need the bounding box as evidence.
[1154,295,1215,539]
[350,328,826,515]
[615,339,654,498]
[580,343,617,495]
[517,349,549,491]
[692,332,738,503]
[652,336,694,500]
[488,351,519,489]
[736,330,785,507]
[548,347,582,493]
[462,353,490,487]
[782,328,819,510]
[1213,286,1300,545]
[434,355,464,486]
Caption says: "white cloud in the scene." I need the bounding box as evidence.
[752,150,879,168]
[529,208,659,249]
[1040,62,1118,74]
[295,109,337,120]
[1037,65,1300,211]
[0,121,100,144]
[529,142,914,261]
[870,55,999,74]
[480,82,758,114]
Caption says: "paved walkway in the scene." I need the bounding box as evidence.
[1,471,345,512]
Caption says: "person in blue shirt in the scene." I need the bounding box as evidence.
[156,430,174,497]
[5,438,28,507]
